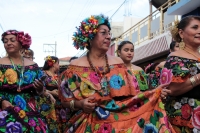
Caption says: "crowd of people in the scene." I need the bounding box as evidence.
[0,14,200,133]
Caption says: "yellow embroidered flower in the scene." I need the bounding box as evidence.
[5,69,18,84]
[80,82,95,97]
[0,71,4,82]
[19,110,26,118]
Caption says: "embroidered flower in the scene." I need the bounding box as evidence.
[41,104,50,111]
[164,116,170,129]
[37,70,44,79]
[180,97,188,104]
[4,68,18,84]
[14,106,21,113]
[35,126,41,132]
[190,67,198,75]
[23,71,36,84]
[159,68,173,85]
[181,104,192,120]
[95,107,110,120]
[60,80,73,98]
[0,71,4,82]
[14,95,26,110]
[0,118,6,126]
[18,110,26,118]
[188,98,195,106]
[143,123,158,133]
[129,98,144,111]
[0,111,8,119]
[89,72,99,84]
[28,119,36,127]
[192,106,200,129]
[97,123,112,133]
[80,82,95,97]
[105,100,119,111]
[60,109,67,122]
[196,63,200,70]
[109,75,123,90]
[6,122,22,133]
[193,128,200,133]
[174,102,182,110]
[132,75,139,92]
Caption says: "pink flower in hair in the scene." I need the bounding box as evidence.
[17,31,24,42]
[22,33,31,49]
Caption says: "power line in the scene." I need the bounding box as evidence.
[110,0,128,20]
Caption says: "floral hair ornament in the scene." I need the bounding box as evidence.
[171,20,180,41]
[44,56,55,67]
[159,68,173,85]
[1,30,32,49]
[72,14,111,50]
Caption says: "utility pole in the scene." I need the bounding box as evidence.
[43,43,57,56]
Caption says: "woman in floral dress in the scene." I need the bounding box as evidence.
[117,40,149,92]
[164,15,200,132]
[0,30,48,132]
[59,14,175,133]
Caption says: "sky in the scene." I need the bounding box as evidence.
[0,0,150,66]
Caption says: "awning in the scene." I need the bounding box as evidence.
[132,36,169,63]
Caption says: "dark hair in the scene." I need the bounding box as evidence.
[145,62,160,74]
[43,56,59,70]
[69,56,78,62]
[117,41,134,56]
[86,14,111,50]
[169,41,177,51]
[172,15,200,42]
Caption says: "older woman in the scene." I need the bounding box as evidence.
[59,15,175,133]
[0,30,48,132]
[164,15,200,132]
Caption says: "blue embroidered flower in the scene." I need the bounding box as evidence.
[6,121,22,133]
[105,100,119,111]
[23,71,36,84]
[95,107,110,120]
[0,118,6,126]
[41,104,50,111]
[14,95,26,110]
[37,70,44,79]
[109,75,123,89]
[143,123,158,133]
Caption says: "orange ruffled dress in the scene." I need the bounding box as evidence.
[59,64,175,133]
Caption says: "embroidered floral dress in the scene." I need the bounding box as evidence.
[59,64,175,133]
[0,64,48,133]
[164,56,200,133]
[37,71,66,133]
[148,66,163,89]
[131,70,148,92]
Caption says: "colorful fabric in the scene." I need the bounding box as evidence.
[0,64,48,133]
[41,71,67,133]
[130,70,149,91]
[148,66,162,89]
[59,64,175,133]
[164,56,200,132]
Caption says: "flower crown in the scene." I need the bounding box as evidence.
[72,15,111,50]
[44,56,55,67]
[1,30,32,49]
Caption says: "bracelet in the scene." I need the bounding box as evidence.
[70,100,75,111]
[190,76,196,87]
[196,75,199,82]
[46,94,50,99]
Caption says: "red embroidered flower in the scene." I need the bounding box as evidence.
[192,106,200,129]
[181,104,192,119]
[98,123,112,133]
[129,98,144,111]
[89,72,99,84]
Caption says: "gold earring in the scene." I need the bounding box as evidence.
[179,39,185,50]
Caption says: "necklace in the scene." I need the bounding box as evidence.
[183,48,200,62]
[9,56,25,92]
[87,52,110,96]
[47,70,58,85]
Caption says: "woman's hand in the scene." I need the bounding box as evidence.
[2,100,13,110]
[158,84,171,101]
[49,90,58,97]
[48,94,56,104]
[33,79,44,94]
[80,97,96,113]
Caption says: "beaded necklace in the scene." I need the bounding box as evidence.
[87,52,110,96]
[9,56,25,92]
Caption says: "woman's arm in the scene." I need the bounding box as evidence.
[168,73,200,96]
